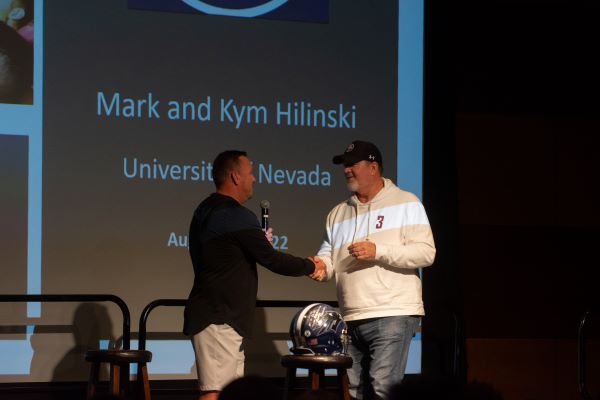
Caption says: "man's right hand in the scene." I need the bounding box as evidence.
[308,256,326,281]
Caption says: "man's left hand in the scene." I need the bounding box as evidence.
[347,241,376,260]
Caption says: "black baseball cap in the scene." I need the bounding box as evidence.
[332,140,383,168]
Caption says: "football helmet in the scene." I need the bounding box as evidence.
[289,303,347,355]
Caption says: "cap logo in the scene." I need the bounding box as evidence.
[345,143,354,153]
[368,155,375,160]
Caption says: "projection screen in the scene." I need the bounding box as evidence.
[0,0,424,381]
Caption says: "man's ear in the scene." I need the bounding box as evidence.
[370,162,378,175]
[231,170,240,185]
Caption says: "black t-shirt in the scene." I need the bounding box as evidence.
[183,193,314,338]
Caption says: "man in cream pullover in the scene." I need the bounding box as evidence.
[315,140,436,399]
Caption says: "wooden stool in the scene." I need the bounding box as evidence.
[85,349,152,400]
[281,354,353,400]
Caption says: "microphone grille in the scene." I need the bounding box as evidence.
[260,200,270,209]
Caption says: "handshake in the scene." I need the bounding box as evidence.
[306,241,377,282]
[308,256,327,282]
[265,228,327,282]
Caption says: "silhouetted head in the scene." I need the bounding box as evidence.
[219,375,279,400]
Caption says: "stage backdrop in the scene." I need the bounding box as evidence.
[0,0,424,381]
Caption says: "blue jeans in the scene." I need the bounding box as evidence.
[346,315,420,400]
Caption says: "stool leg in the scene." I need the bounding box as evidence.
[283,367,296,400]
[86,362,100,400]
[120,363,130,399]
[110,364,121,397]
[139,363,151,400]
[310,369,324,391]
[337,368,351,400]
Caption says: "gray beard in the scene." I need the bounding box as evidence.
[346,181,359,192]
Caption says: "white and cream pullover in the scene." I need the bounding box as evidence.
[318,178,436,321]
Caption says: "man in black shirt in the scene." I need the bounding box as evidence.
[183,150,324,400]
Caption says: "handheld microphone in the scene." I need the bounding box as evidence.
[260,200,270,231]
